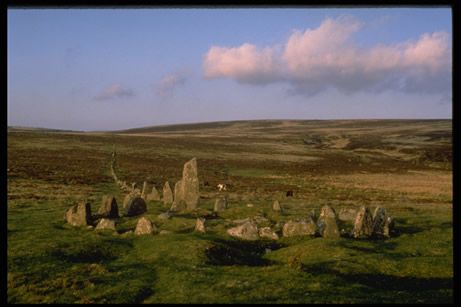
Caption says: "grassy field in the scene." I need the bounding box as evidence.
[7,119,452,303]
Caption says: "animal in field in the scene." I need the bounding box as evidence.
[217,183,227,191]
[286,190,294,197]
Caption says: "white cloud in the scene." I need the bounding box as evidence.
[203,16,451,96]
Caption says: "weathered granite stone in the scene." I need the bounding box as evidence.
[146,186,160,201]
[195,217,206,233]
[272,200,282,212]
[97,195,119,218]
[352,206,374,238]
[163,181,174,205]
[317,205,340,238]
[95,218,116,231]
[282,218,317,237]
[372,206,392,238]
[134,217,156,235]
[258,227,279,240]
[65,202,92,226]
[213,197,228,212]
[227,220,259,240]
[123,195,147,217]
[174,158,200,210]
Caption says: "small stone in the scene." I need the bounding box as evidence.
[95,218,116,231]
[159,230,172,235]
[282,218,317,237]
[317,205,340,238]
[194,218,206,233]
[123,194,147,217]
[272,200,282,212]
[163,181,174,205]
[213,197,228,212]
[372,206,391,238]
[146,186,160,201]
[259,227,279,240]
[227,220,259,240]
[97,195,119,218]
[246,203,254,208]
[158,211,172,220]
[134,217,156,235]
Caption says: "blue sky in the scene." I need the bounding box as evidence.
[8,8,452,131]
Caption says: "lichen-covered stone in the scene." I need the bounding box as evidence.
[352,206,374,238]
[97,195,119,218]
[163,181,174,205]
[317,205,340,238]
[134,217,156,235]
[95,218,116,231]
[227,220,259,240]
[282,218,317,237]
[65,202,92,227]
[123,195,147,217]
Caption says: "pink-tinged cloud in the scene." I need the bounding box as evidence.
[203,16,451,96]
[156,73,187,97]
[95,84,135,100]
[203,43,282,84]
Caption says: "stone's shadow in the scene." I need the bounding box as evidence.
[301,262,453,292]
[205,238,285,267]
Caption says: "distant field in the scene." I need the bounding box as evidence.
[7,119,452,303]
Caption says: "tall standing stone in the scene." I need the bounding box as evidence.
[352,206,374,238]
[174,158,200,210]
[65,202,92,226]
[141,181,149,199]
[372,206,391,238]
[317,205,340,238]
[163,181,174,205]
[97,195,119,218]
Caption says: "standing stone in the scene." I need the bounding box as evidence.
[163,181,174,205]
[352,206,374,238]
[131,182,137,191]
[141,181,149,199]
[213,197,228,212]
[147,186,160,201]
[317,205,340,238]
[282,218,317,237]
[227,220,259,241]
[65,202,92,227]
[259,227,279,240]
[372,206,391,238]
[134,217,156,235]
[95,218,116,231]
[174,158,200,210]
[97,195,119,218]
[123,194,147,217]
[195,217,206,233]
[272,200,282,212]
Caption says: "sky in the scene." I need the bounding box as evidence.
[8,8,452,131]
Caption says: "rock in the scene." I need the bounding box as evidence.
[141,181,149,199]
[159,230,172,235]
[258,227,279,240]
[227,220,259,240]
[146,186,160,201]
[134,217,156,235]
[65,202,92,226]
[282,218,317,237]
[317,205,340,238]
[194,217,206,233]
[233,217,251,224]
[163,181,174,205]
[87,225,94,230]
[131,182,137,191]
[158,211,173,220]
[246,203,254,208]
[173,158,200,210]
[123,195,147,217]
[372,206,391,238]
[121,230,133,236]
[95,218,116,231]
[213,197,227,212]
[352,206,374,238]
[338,208,358,221]
[97,195,119,218]
[272,200,282,212]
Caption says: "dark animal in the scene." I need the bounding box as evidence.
[286,191,294,197]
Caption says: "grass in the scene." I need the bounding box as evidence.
[7,119,452,303]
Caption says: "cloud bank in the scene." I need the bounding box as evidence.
[203,16,451,96]
[95,84,135,100]
[156,73,187,97]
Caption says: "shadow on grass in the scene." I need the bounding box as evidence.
[205,238,285,267]
[301,262,453,292]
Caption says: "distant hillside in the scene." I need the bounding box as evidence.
[7,126,81,133]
